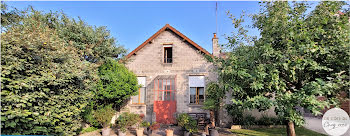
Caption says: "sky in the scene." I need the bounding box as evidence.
[5,1,317,54]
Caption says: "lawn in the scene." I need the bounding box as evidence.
[230,127,326,136]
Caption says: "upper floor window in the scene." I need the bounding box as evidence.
[189,76,205,104]
[164,46,172,63]
[132,77,146,104]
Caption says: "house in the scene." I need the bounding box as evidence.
[122,24,221,125]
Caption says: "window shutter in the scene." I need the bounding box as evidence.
[189,76,205,87]
[137,77,146,87]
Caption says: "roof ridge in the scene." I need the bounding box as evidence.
[125,24,213,59]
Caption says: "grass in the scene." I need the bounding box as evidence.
[231,127,326,136]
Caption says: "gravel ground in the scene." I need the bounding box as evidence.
[304,116,350,136]
[79,126,236,136]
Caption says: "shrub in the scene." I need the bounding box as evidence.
[226,104,244,125]
[81,127,99,133]
[141,121,150,128]
[94,59,140,108]
[176,113,198,133]
[93,105,116,128]
[1,10,98,135]
[149,122,160,131]
[1,5,126,135]
[116,112,140,132]
[255,115,285,126]
[242,114,256,126]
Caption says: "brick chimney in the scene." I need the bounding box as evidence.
[212,33,220,57]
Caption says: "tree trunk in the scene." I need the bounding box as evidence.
[210,110,215,127]
[286,121,296,136]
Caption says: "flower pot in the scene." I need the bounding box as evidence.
[118,130,127,136]
[147,130,152,136]
[101,127,111,136]
[136,128,144,136]
[209,129,219,136]
[184,130,191,136]
[165,129,174,136]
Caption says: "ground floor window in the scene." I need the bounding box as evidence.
[190,87,204,104]
[132,77,146,104]
[189,76,205,104]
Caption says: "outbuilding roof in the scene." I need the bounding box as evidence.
[125,24,213,59]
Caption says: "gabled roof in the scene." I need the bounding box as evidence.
[125,24,213,59]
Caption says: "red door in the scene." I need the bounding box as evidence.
[153,78,176,124]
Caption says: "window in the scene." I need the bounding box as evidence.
[189,76,205,104]
[164,46,172,63]
[157,79,175,101]
[132,77,146,104]
[190,87,204,104]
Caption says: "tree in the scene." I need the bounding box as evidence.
[2,4,126,62]
[82,58,139,128]
[218,1,349,136]
[1,13,98,135]
[1,4,128,135]
[94,58,139,108]
[202,82,225,127]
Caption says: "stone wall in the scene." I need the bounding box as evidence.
[124,30,217,123]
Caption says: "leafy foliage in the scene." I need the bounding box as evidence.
[1,4,127,135]
[176,113,198,133]
[81,126,99,134]
[94,58,139,108]
[203,82,225,111]
[93,105,116,128]
[218,0,349,131]
[115,112,140,132]
[1,13,97,135]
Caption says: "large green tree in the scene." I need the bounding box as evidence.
[1,4,128,135]
[218,1,349,136]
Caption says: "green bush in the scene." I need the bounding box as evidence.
[176,113,198,133]
[82,102,100,127]
[242,114,256,126]
[116,112,140,132]
[1,10,97,136]
[93,105,116,128]
[81,126,99,133]
[141,121,150,128]
[94,58,140,108]
[1,5,126,135]
[226,104,244,125]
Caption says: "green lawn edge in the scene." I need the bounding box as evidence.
[231,127,327,136]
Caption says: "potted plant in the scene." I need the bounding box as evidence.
[165,119,174,136]
[209,128,219,136]
[135,114,145,136]
[165,128,174,136]
[116,113,128,136]
[141,121,150,135]
[176,113,197,136]
[93,105,116,136]
[148,122,160,135]
[116,112,138,136]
